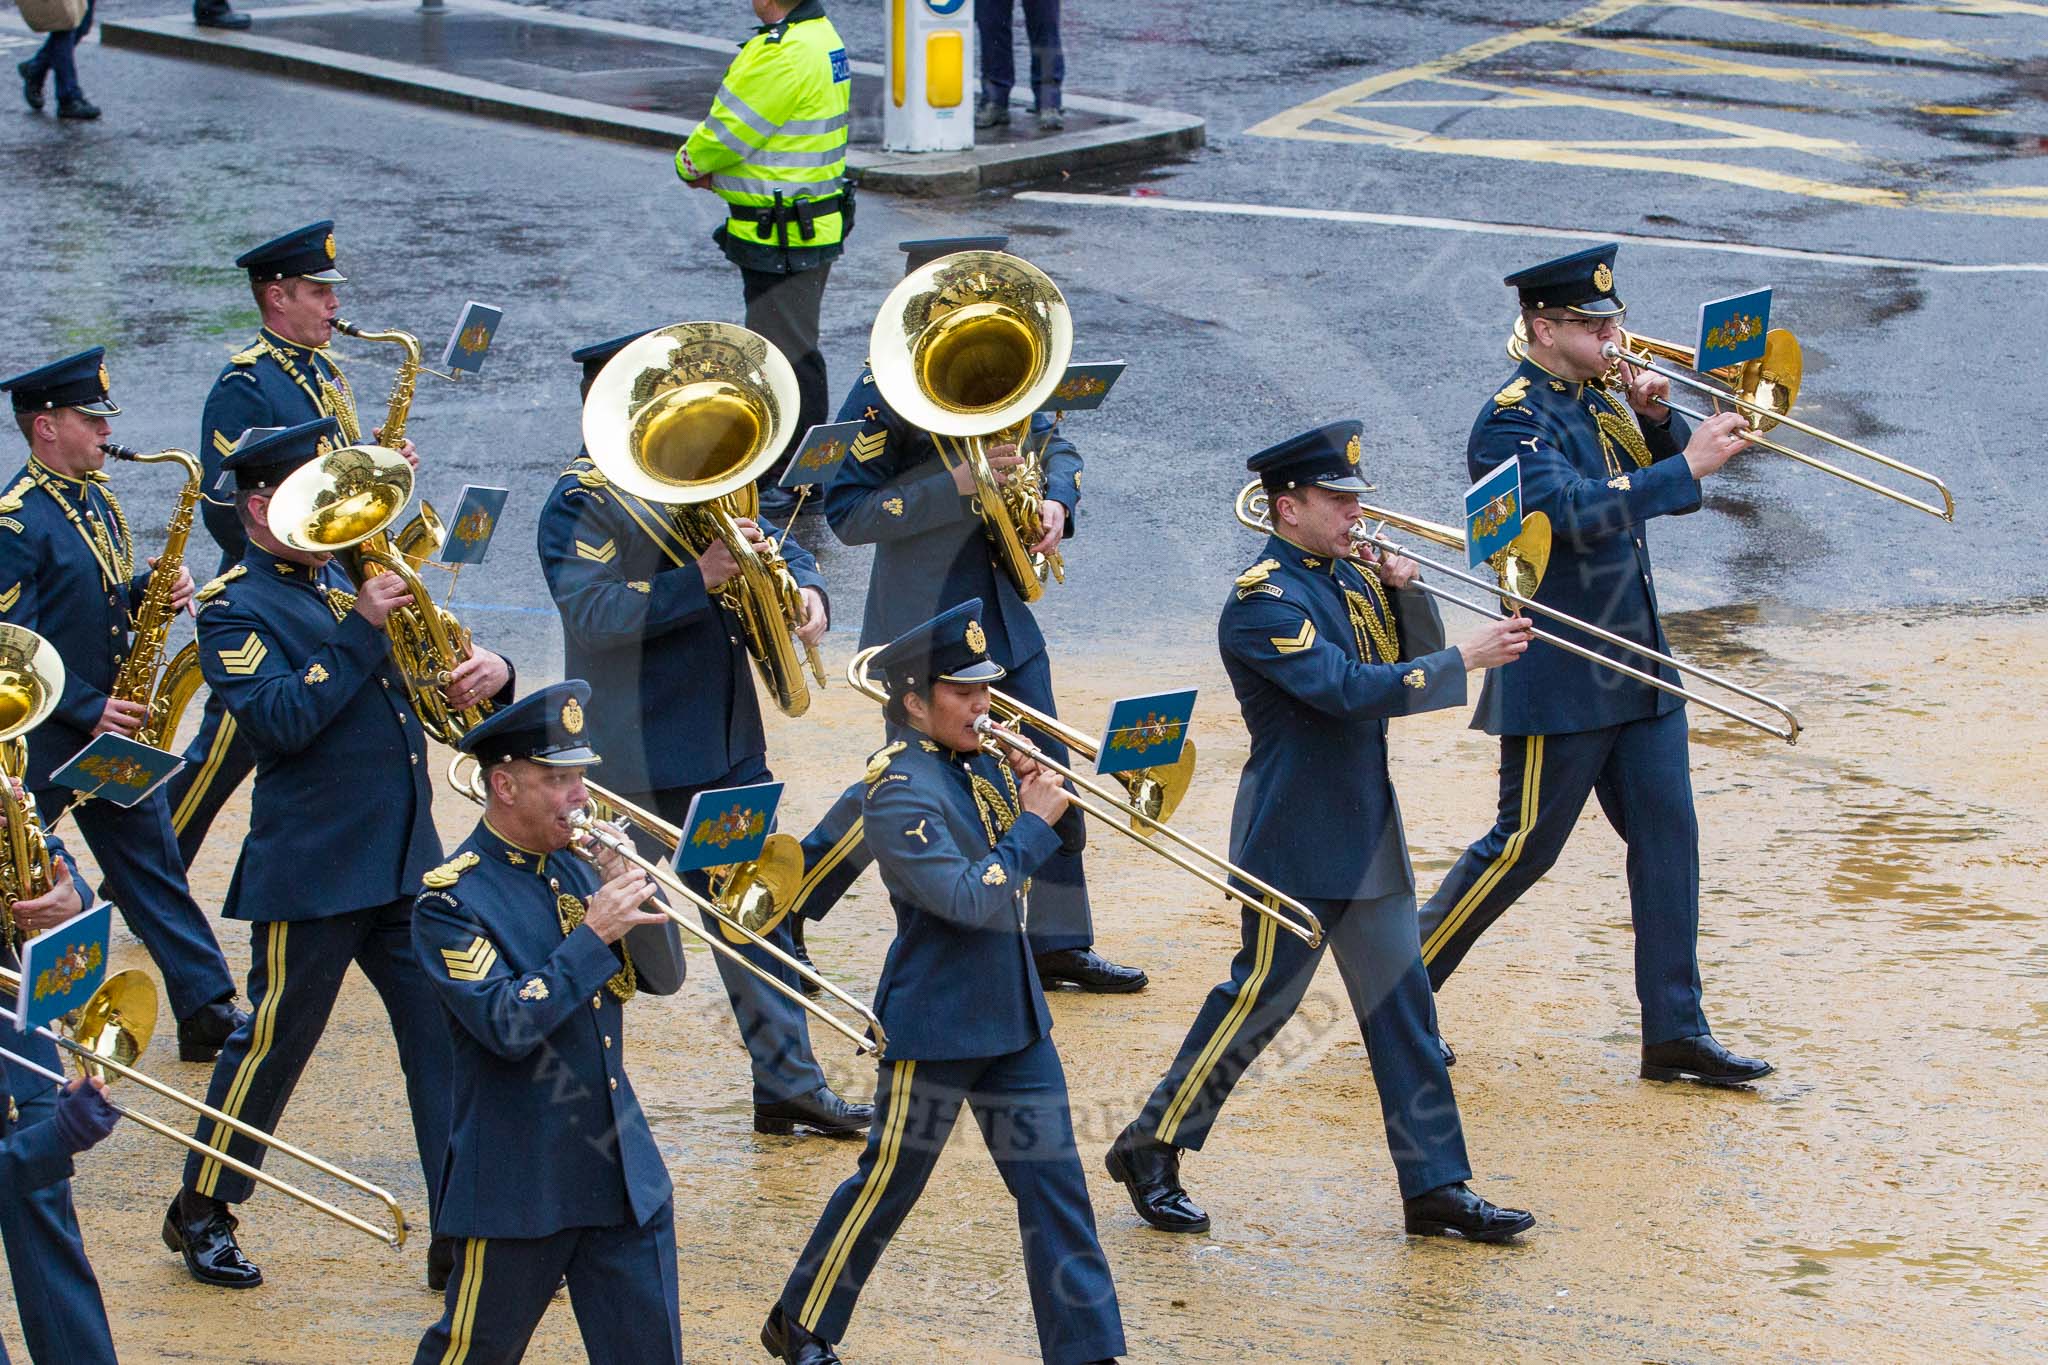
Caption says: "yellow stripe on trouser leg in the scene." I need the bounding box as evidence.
[1156,903,1281,1146]
[799,1059,916,1331]
[172,714,238,835]
[197,920,287,1197]
[438,1238,488,1365]
[1421,735,1544,964]
[787,818,864,917]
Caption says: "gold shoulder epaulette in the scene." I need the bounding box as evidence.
[196,564,247,602]
[1493,376,1531,407]
[864,741,907,786]
[0,475,33,516]
[1235,558,1283,600]
[422,851,481,890]
[228,342,267,366]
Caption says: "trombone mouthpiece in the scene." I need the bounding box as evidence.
[1600,342,1623,360]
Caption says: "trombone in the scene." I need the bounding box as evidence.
[1235,482,1802,744]
[844,649,1198,830]
[0,967,405,1247]
[841,655,1322,948]
[444,756,883,1056]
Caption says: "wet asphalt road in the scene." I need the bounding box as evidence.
[1,0,2043,680]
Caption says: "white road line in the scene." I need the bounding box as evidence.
[1013,191,2048,274]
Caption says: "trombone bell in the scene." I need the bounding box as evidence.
[67,968,156,1078]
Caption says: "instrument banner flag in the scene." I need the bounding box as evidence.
[15,903,111,1034]
[672,781,784,872]
[1095,690,1196,776]
[1464,458,1524,570]
[1035,361,1126,413]
[50,735,184,808]
[781,420,865,489]
[1695,288,1772,372]
[438,485,510,565]
[440,302,504,376]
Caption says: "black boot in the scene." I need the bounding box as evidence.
[754,1084,872,1138]
[1402,1182,1535,1243]
[760,1303,841,1363]
[1103,1123,1209,1233]
[177,998,247,1062]
[163,1190,263,1287]
[1034,947,1147,994]
[1640,1033,1772,1086]
[55,96,100,120]
[193,0,253,28]
[18,59,46,111]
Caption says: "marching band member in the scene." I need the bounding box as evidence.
[537,333,873,1139]
[763,600,1124,1365]
[162,418,509,1292]
[412,682,686,1365]
[825,236,1145,996]
[0,828,118,1364]
[167,220,419,868]
[1416,245,1773,1087]
[1103,422,1537,1243]
[0,349,243,1062]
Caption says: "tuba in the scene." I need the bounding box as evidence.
[582,322,826,718]
[266,442,491,745]
[868,250,1074,601]
[101,444,204,750]
[0,625,64,945]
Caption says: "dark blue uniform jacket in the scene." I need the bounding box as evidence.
[824,371,1078,666]
[1466,358,1698,737]
[198,330,354,573]
[1221,534,1466,901]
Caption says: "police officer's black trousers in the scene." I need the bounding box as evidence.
[0,1047,116,1365]
[180,898,452,1226]
[1136,887,1473,1200]
[32,786,235,1022]
[742,263,832,485]
[1417,708,1711,1045]
[413,1201,681,1365]
[164,687,256,867]
[779,1036,1125,1364]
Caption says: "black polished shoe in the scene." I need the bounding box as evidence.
[754,1085,872,1138]
[426,1234,457,1293]
[1438,1034,1456,1068]
[760,1303,841,1363]
[1103,1123,1209,1233]
[1403,1181,1535,1243]
[163,1191,263,1287]
[18,60,45,111]
[790,918,822,1000]
[1641,1033,1773,1087]
[1034,948,1147,994]
[177,999,247,1063]
[55,96,100,120]
[193,1,253,28]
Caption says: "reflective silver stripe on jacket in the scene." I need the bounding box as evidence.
[709,173,844,200]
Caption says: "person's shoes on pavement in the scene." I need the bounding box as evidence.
[973,98,1009,130]
[18,60,46,111]
[193,1,254,29]
[56,96,100,120]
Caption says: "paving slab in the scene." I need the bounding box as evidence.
[100,0,1204,195]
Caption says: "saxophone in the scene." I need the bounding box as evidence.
[329,320,491,745]
[1,625,68,947]
[103,444,203,750]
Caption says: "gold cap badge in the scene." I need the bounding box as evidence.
[1593,261,1613,292]
[965,619,987,655]
[561,696,584,735]
[96,361,110,392]
[323,233,337,261]
[1345,433,1361,466]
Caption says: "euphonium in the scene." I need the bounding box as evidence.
[868,250,1074,601]
[0,626,64,944]
[102,444,204,750]
[582,322,825,718]
[266,442,492,745]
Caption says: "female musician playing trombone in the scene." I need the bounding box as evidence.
[1104,422,1537,1245]
[1415,245,1773,1088]
[762,600,1125,1365]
